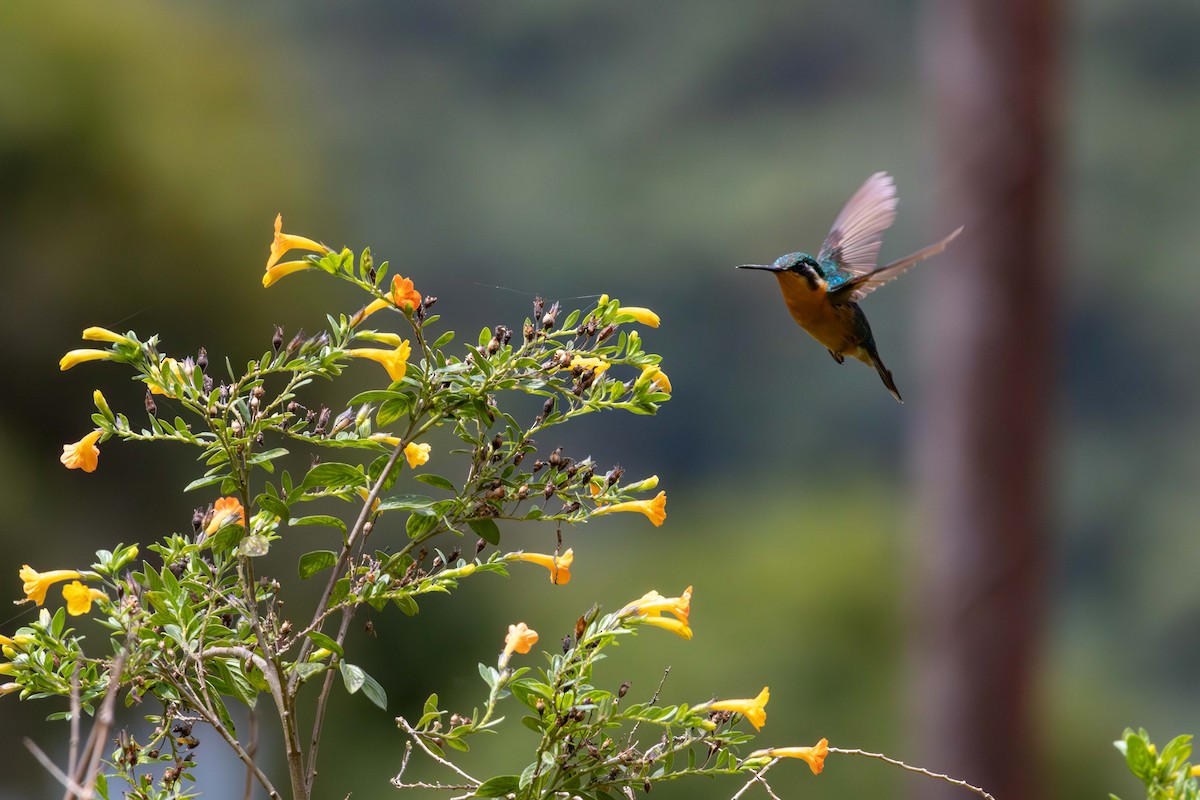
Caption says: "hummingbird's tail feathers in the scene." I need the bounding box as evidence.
[841,225,964,303]
[874,358,903,404]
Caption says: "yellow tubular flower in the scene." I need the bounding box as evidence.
[60,430,102,472]
[0,663,15,675]
[404,442,431,469]
[82,326,134,345]
[59,349,115,371]
[263,260,315,288]
[710,686,770,731]
[370,433,402,447]
[20,565,83,605]
[638,614,693,640]
[623,585,691,622]
[638,365,672,394]
[616,306,660,328]
[503,622,539,659]
[591,490,666,527]
[0,682,19,695]
[266,213,331,272]
[346,341,411,382]
[62,581,107,616]
[760,739,829,775]
[515,549,573,585]
[360,275,423,318]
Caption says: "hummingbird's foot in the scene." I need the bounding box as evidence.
[827,349,845,364]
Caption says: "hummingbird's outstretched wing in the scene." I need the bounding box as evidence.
[834,226,964,303]
[817,172,898,277]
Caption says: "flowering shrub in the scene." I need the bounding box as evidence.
[1114,729,1200,800]
[3,216,991,800]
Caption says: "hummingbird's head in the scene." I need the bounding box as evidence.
[736,252,823,290]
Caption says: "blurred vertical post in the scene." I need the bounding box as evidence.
[912,1,1059,799]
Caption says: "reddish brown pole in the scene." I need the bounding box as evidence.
[912,1,1060,798]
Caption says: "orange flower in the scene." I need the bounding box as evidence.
[710,686,770,731]
[502,622,539,660]
[265,213,330,272]
[62,581,107,616]
[346,341,411,382]
[515,549,573,585]
[591,490,666,527]
[204,497,244,536]
[60,430,102,472]
[20,565,83,605]
[404,441,431,469]
[758,739,829,775]
[59,349,115,371]
[361,275,423,318]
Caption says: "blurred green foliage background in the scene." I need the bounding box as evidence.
[2,1,1199,798]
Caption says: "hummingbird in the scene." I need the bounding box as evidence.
[737,172,962,403]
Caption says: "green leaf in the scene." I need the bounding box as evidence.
[346,389,410,405]
[184,474,226,492]
[431,330,455,349]
[239,535,271,557]
[306,630,344,657]
[406,513,440,539]
[378,494,435,512]
[339,661,365,694]
[298,550,337,579]
[300,462,367,492]
[475,776,521,798]
[289,515,348,534]
[360,670,388,710]
[1125,732,1156,782]
[206,525,244,555]
[256,493,290,521]
[414,474,456,492]
[478,327,491,348]
[467,518,500,545]
[377,395,414,428]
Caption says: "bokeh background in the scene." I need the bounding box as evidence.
[2,1,1198,798]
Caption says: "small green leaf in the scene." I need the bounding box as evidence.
[206,525,244,555]
[431,330,455,349]
[256,493,290,521]
[339,661,365,694]
[467,518,500,545]
[298,550,337,579]
[377,396,414,428]
[289,515,348,534]
[475,776,521,798]
[360,670,388,710]
[406,513,440,539]
[378,494,435,512]
[239,535,271,557]
[300,462,366,492]
[184,474,226,492]
[478,326,491,348]
[414,474,456,492]
[305,630,343,656]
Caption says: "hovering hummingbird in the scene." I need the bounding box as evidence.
[737,172,962,403]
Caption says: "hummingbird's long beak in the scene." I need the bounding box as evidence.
[735,264,782,272]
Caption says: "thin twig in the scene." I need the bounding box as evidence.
[829,747,995,800]
[244,706,259,800]
[64,661,82,800]
[396,716,482,786]
[625,666,671,750]
[730,760,776,800]
[25,738,87,797]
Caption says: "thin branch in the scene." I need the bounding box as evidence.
[76,644,129,798]
[396,716,482,786]
[243,706,259,800]
[25,738,88,798]
[65,661,82,798]
[172,681,283,799]
[829,747,995,800]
